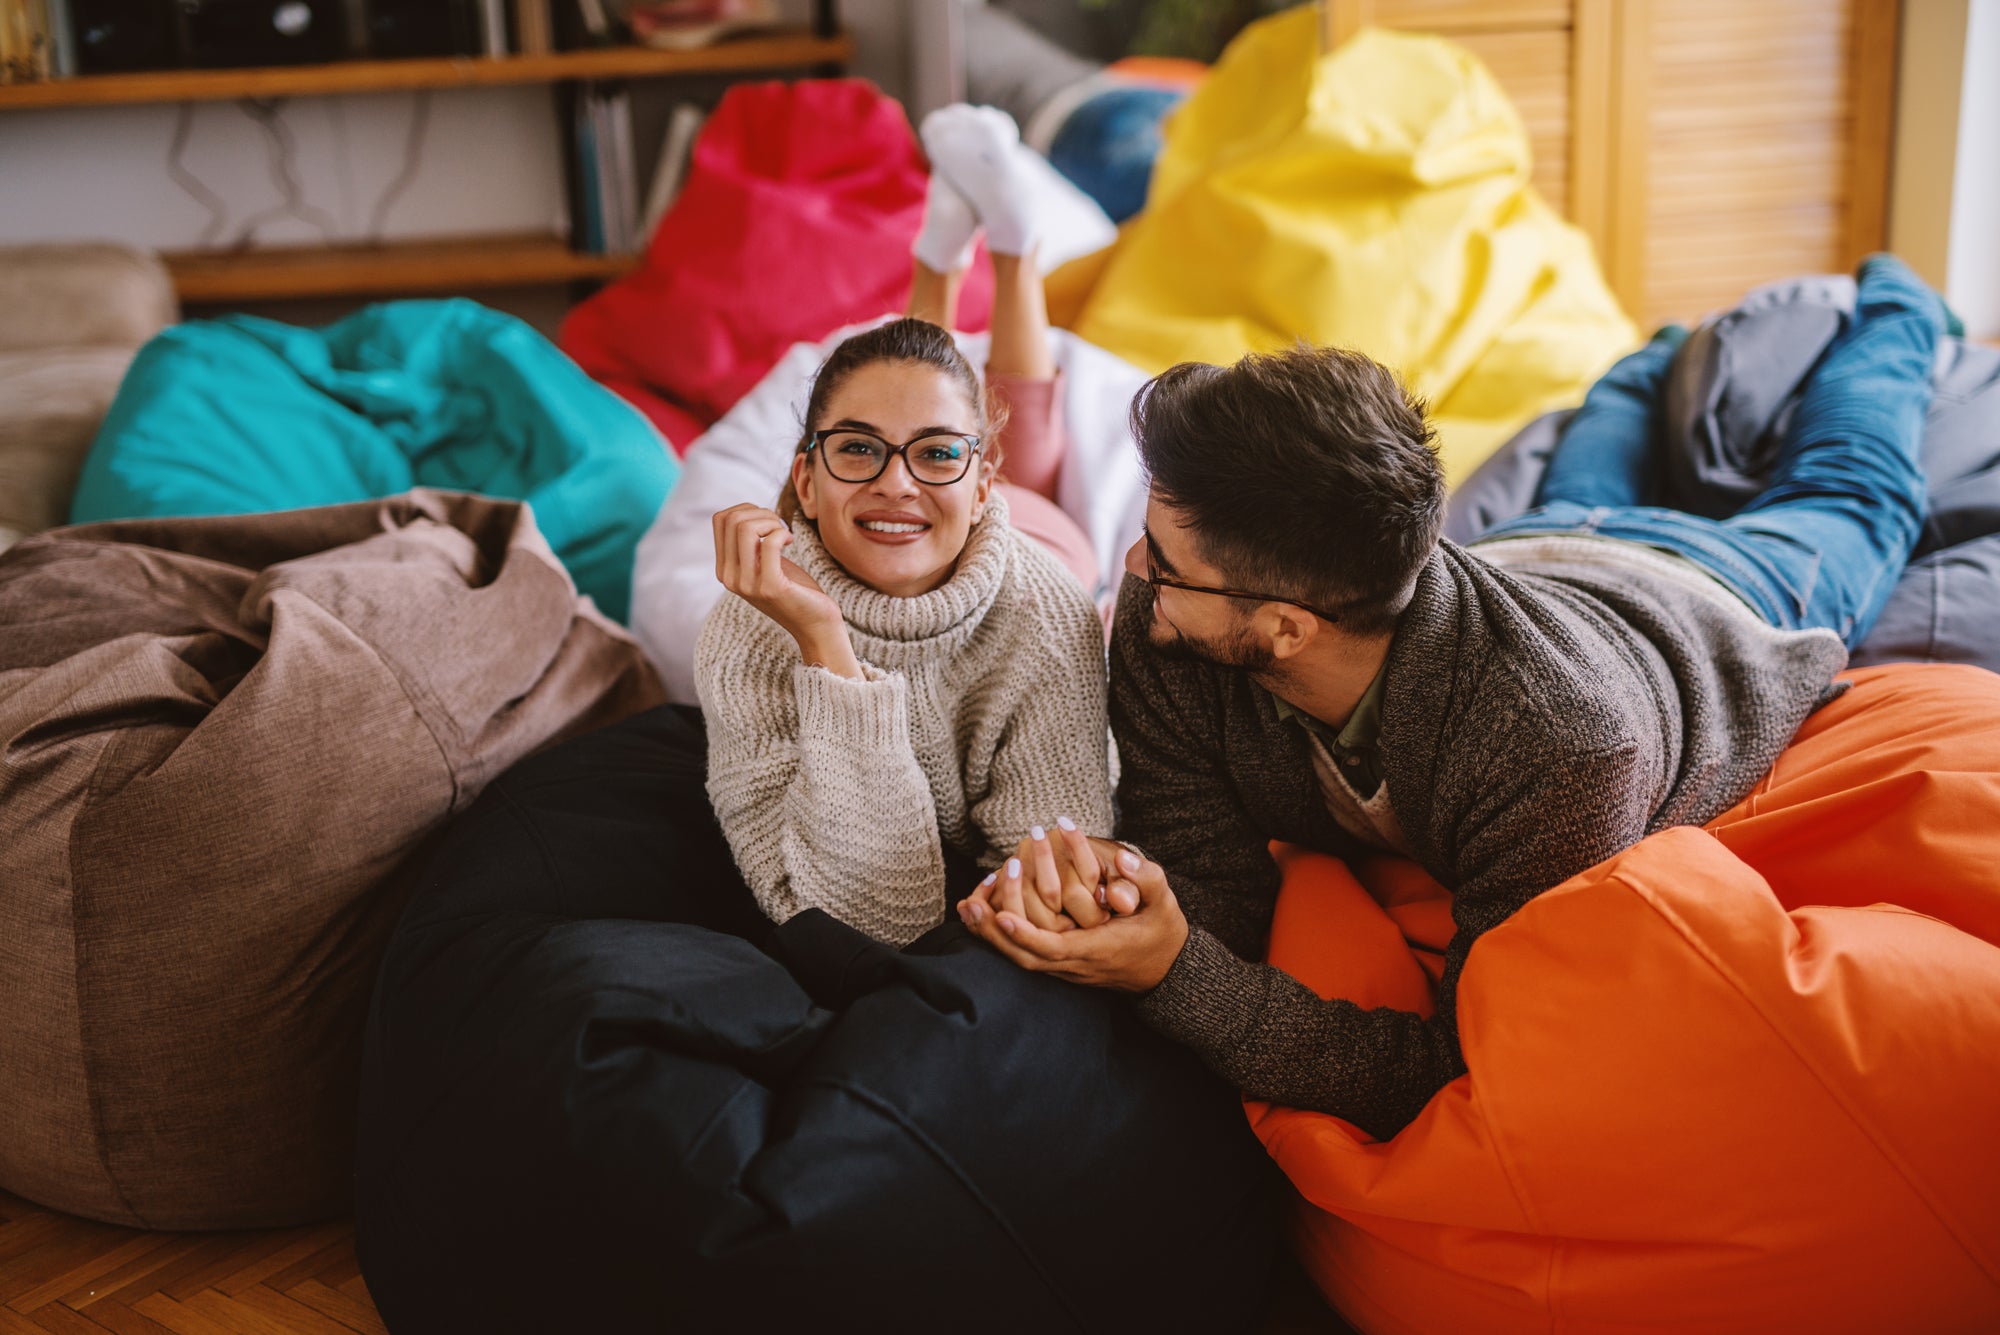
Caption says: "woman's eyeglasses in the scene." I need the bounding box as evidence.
[803,429,983,486]
[1143,531,1344,624]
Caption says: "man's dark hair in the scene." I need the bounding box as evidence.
[1131,344,1445,634]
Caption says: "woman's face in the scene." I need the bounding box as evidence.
[794,360,993,599]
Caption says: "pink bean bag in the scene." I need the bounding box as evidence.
[560,79,995,451]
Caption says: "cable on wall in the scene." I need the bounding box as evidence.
[323,96,360,236]
[367,90,432,242]
[166,101,231,249]
[229,97,343,250]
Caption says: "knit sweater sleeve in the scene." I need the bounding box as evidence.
[1120,593,1652,1137]
[966,545,1117,860]
[1106,577,1285,964]
[695,595,949,947]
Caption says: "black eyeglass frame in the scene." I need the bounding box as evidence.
[1143,531,1345,625]
[801,428,985,485]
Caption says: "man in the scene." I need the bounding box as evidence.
[958,254,1945,1139]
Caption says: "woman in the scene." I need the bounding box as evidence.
[696,106,1120,946]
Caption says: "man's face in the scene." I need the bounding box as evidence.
[1122,493,1276,672]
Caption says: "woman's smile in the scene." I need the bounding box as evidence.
[854,510,934,541]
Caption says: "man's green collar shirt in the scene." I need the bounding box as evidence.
[1274,663,1388,801]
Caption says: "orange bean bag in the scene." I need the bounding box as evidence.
[1255,663,2000,1335]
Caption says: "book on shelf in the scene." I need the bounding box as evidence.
[0,0,54,84]
[570,91,604,254]
[640,100,706,243]
[479,0,508,56]
[590,91,618,252]
[513,0,553,56]
[567,82,639,256]
[556,0,615,50]
[604,85,637,255]
[45,0,73,76]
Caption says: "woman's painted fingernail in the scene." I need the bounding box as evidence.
[1056,816,1077,832]
[1007,858,1022,879]
[981,872,997,886]
[1118,849,1141,874]
[1030,825,1046,842]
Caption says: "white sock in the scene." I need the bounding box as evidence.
[920,103,1117,273]
[911,171,980,275]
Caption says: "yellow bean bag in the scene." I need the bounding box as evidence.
[1066,12,1638,482]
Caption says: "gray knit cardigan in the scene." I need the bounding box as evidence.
[1114,539,1848,1139]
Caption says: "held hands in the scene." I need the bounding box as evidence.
[712,504,860,678]
[957,821,1189,993]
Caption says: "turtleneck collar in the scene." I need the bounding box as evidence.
[788,492,1013,650]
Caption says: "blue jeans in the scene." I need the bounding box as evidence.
[1476,256,1942,648]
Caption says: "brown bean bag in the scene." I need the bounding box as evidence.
[0,490,664,1229]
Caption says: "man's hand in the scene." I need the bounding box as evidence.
[997,820,1137,931]
[956,845,1189,993]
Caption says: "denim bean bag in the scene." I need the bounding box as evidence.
[1446,276,2000,672]
[355,706,1278,1333]
[70,299,676,622]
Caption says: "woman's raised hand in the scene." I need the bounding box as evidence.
[712,504,858,675]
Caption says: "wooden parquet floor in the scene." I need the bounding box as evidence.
[0,1188,1351,1334]
[0,1191,384,1335]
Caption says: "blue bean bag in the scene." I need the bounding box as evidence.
[70,299,675,622]
[355,705,1280,1333]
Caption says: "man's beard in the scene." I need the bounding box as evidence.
[1148,611,1276,673]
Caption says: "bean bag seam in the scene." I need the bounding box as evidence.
[1451,931,1568,1326]
[1606,855,2000,1293]
[280,584,461,812]
[807,1076,1089,1332]
[70,729,146,1228]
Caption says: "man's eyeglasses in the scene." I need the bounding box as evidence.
[803,428,983,486]
[1143,531,1344,624]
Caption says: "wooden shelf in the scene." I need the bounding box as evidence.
[0,29,851,110]
[167,233,639,304]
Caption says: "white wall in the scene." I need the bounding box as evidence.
[1889,0,2000,339]
[0,0,915,253]
[0,89,568,250]
[1945,0,1999,337]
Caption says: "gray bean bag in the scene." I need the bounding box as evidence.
[1446,276,2000,671]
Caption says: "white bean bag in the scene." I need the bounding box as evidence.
[629,322,1150,702]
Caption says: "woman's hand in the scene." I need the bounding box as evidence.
[960,822,1143,937]
[959,846,1188,995]
[713,504,860,677]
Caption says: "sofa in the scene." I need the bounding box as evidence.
[0,243,177,553]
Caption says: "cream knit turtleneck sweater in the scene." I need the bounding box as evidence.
[694,495,1115,946]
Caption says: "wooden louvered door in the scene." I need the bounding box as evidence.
[1320,0,1900,328]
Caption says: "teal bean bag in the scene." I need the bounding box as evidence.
[71,299,675,622]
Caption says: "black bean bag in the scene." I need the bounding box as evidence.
[354,705,1279,1333]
